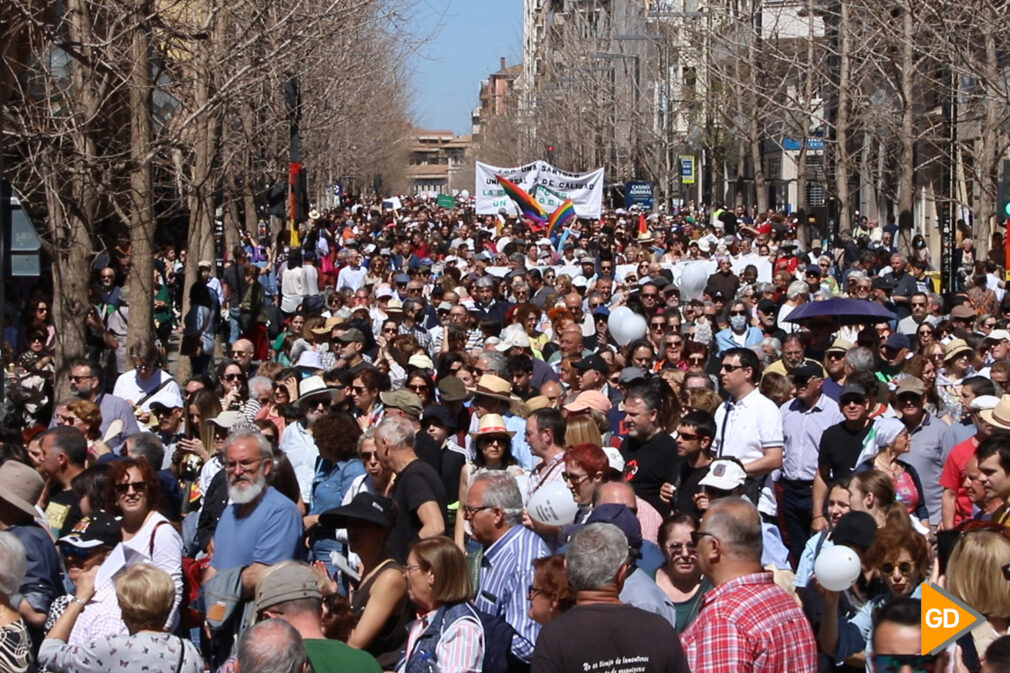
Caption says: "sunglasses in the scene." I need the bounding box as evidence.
[879,559,915,576]
[868,653,937,673]
[688,356,705,364]
[719,363,744,372]
[60,544,101,560]
[677,431,700,441]
[221,373,243,381]
[360,451,377,461]
[115,481,148,495]
[728,310,747,317]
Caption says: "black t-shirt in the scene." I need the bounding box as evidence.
[414,431,442,476]
[221,264,244,309]
[818,421,872,481]
[532,603,689,673]
[45,486,83,538]
[620,431,682,517]
[388,459,448,563]
[673,461,711,519]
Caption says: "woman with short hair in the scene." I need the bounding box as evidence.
[527,554,575,626]
[39,563,203,673]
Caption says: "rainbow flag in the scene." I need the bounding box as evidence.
[547,199,576,239]
[496,175,546,223]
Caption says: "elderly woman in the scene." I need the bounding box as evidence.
[398,537,484,673]
[0,532,30,673]
[937,338,975,420]
[856,417,929,530]
[820,524,929,667]
[38,563,203,673]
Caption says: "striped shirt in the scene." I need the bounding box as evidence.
[399,607,483,673]
[474,525,550,663]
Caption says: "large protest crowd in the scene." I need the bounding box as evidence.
[3,194,1010,673]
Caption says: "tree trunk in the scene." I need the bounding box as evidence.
[127,0,155,350]
[896,0,915,253]
[833,0,853,229]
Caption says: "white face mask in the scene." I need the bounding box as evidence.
[730,315,748,332]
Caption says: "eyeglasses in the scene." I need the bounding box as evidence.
[917,329,933,335]
[897,395,921,407]
[562,471,592,485]
[221,373,243,381]
[312,400,331,410]
[719,363,744,372]
[641,293,658,299]
[382,327,397,333]
[407,384,427,392]
[403,564,424,574]
[360,451,377,460]
[225,458,265,473]
[133,362,154,371]
[478,436,508,446]
[650,323,665,330]
[527,585,547,600]
[880,561,914,575]
[56,414,79,425]
[462,504,494,517]
[690,530,717,546]
[688,356,705,364]
[665,341,682,348]
[229,351,251,358]
[868,653,937,673]
[29,336,45,343]
[677,431,700,441]
[665,542,697,555]
[728,310,747,317]
[115,481,148,495]
[69,375,94,383]
[100,274,115,280]
[349,385,368,393]
[35,307,48,313]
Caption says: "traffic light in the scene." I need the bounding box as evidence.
[546,145,555,164]
[999,159,1010,225]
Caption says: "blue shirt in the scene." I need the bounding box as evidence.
[474,525,550,663]
[905,412,956,525]
[780,394,844,481]
[619,567,679,629]
[211,486,303,570]
[310,458,366,516]
[9,523,62,614]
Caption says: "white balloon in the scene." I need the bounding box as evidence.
[680,262,710,300]
[527,481,578,526]
[608,306,647,346]
[814,544,862,591]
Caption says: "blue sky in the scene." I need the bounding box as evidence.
[409,1,522,136]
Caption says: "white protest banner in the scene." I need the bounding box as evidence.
[475,160,605,219]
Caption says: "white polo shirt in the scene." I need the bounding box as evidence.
[712,387,784,517]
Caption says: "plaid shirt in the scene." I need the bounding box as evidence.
[681,572,817,673]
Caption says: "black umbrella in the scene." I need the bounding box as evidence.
[782,298,896,326]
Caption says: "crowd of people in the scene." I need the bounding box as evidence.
[3,194,1010,673]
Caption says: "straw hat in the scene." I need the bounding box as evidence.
[469,413,516,439]
[468,374,513,403]
[943,338,973,362]
[980,395,1010,431]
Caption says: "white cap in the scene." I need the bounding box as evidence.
[495,326,531,351]
[985,329,1010,342]
[602,446,625,472]
[698,459,747,491]
[970,395,1000,411]
[537,238,553,247]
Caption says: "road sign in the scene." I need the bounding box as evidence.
[921,582,984,655]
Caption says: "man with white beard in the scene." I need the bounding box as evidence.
[203,428,303,596]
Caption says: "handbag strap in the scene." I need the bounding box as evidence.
[174,635,185,673]
[136,376,172,408]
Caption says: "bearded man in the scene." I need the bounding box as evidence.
[202,428,303,596]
